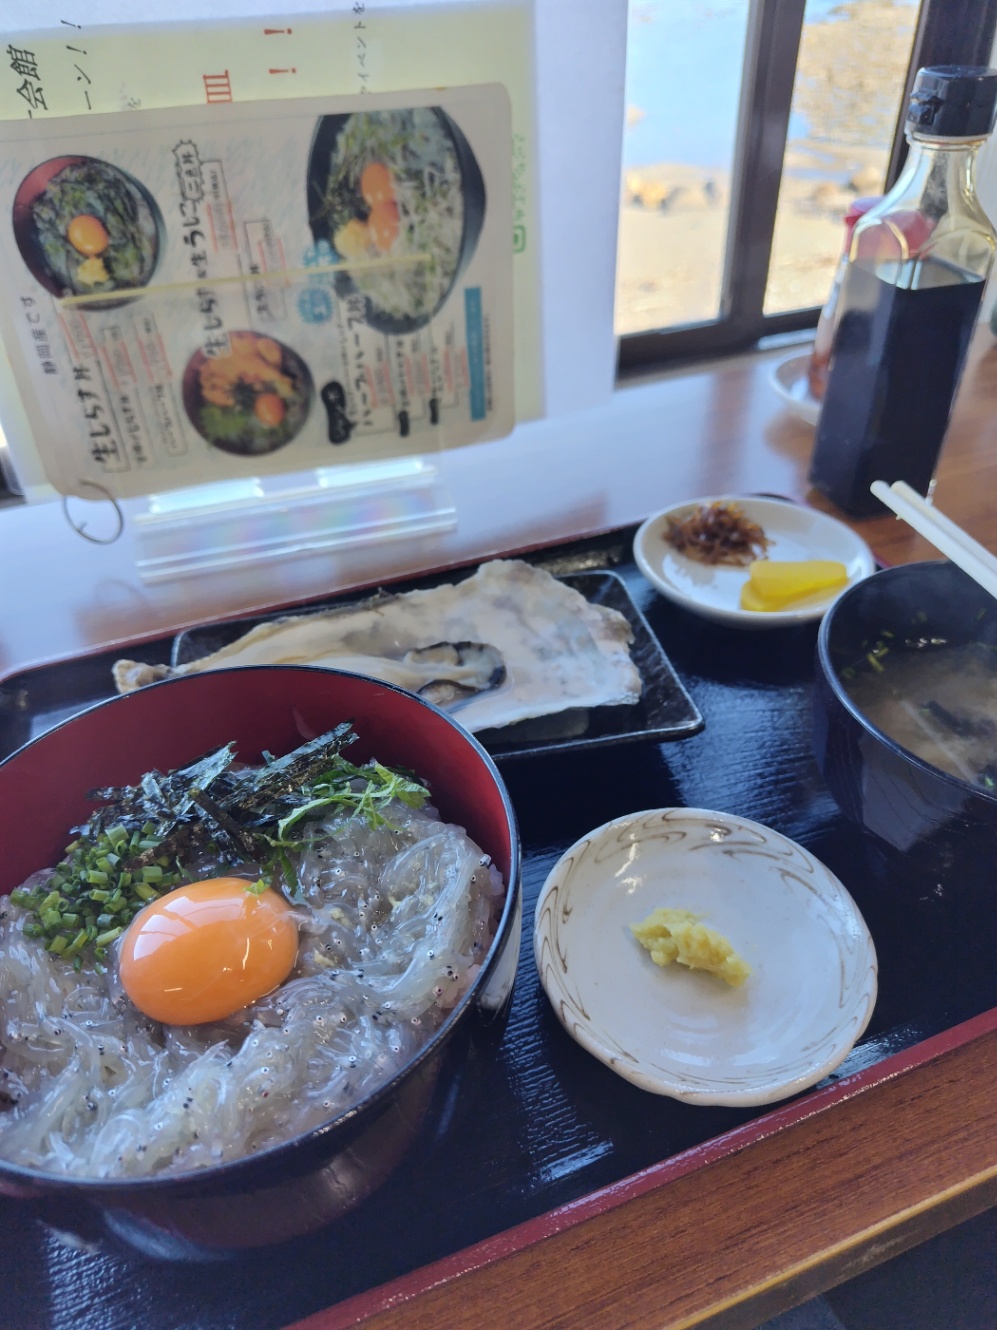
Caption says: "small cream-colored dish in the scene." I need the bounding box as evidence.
[633,495,876,628]
[534,807,877,1107]
[769,350,821,426]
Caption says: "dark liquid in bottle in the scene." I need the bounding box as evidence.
[808,260,983,517]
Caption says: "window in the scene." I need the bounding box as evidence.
[616,0,997,375]
[763,0,919,317]
[616,2,749,336]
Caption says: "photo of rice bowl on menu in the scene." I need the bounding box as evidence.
[182,331,314,457]
[12,155,164,307]
[306,107,487,335]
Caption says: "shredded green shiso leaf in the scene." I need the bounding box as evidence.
[10,725,429,968]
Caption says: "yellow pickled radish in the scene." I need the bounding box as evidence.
[740,580,777,612]
[740,559,848,611]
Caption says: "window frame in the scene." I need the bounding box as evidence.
[616,0,997,378]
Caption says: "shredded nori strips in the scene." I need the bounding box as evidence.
[80,723,357,870]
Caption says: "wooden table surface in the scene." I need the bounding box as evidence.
[6,327,997,680]
[4,327,997,1329]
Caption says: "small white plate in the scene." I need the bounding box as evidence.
[534,808,877,1107]
[633,494,876,628]
[770,351,821,426]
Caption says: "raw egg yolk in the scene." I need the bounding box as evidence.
[368,201,400,253]
[253,392,286,428]
[67,214,110,257]
[118,877,298,1025]
[360,161,395,209]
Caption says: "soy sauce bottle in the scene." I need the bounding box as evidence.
[808,66,997,517]
[807,195,881,401]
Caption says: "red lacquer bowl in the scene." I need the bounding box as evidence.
[0,666,521,1256]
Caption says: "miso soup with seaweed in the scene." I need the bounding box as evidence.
[843,633,997,792]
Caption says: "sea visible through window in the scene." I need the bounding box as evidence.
[616,0,919,338]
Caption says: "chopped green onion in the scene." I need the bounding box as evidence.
[14,727,429,969]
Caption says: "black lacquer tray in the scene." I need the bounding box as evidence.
[4,528,997,1330]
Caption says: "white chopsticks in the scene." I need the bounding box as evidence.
[870,479,997,602]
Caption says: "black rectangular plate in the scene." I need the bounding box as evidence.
[168,565,702,762]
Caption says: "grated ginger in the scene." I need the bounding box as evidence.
[631,907,750,987]
[76,255,109,287]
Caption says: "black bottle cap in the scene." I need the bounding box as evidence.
[906,65,997,137]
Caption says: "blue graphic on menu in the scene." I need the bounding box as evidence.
[464,287,486,421]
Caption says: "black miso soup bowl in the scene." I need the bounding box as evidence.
[0,666,521,1257]
[814,559,997,878]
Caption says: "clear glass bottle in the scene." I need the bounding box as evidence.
[807,195,881,401]
[808,65,997,517]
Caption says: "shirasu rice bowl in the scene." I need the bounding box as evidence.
[0,733,504,1180]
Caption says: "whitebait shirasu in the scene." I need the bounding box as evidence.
[0,800,503,1179]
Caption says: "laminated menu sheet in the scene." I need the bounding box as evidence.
[0,84,515,499]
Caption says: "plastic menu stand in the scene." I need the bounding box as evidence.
[131,459,456,583]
